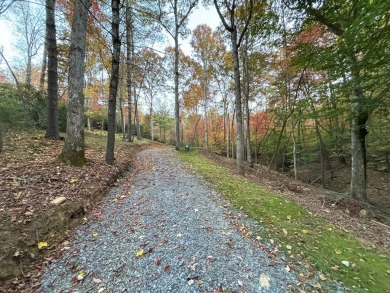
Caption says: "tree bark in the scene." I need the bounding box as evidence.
[174,29,181,150]
[39,37,47,90]
[243,41,253,167]
[349,55,368,200]
[44,0,59,140]
[126,0,133,142]
[231,31,244,175]
[58,0,91,166]
[105,0,121,165]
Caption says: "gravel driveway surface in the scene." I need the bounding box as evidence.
[39,149,340,292]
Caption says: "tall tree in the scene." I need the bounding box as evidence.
[212,0,254,175]
[156,0,198,150]
[58,0,91,166]
[126,0,134,142]
[105,0,121,164]
[8,1,44,85]
[44,0,59,139]
[284,0,390,200]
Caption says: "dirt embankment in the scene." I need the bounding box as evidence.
[0,130,156,290]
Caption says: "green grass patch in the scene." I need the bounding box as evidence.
[178,149,390,292]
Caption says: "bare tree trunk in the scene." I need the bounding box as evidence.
[150,94,154,141]
[350,55,368,201]
[231,31,244,174]
[243,44,252,167]
[203,100,208,149]
[174,29,181,150]
[126,0,133,142]
[134,94,142,140]
[105,0,121,165]
[39,38,47,90]
[45,0,59,139]
[59,0,91,166]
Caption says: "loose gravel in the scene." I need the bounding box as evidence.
[39,149,343,292]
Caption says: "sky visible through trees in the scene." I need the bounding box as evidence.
[0,0,389,202]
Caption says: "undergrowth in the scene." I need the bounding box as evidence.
[179,149,390,292]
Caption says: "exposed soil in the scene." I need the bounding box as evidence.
[200,150,390,257]
[0,130,152,290]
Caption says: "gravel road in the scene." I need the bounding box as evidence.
[39,149,343,292]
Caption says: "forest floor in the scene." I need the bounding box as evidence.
[1,130,390,291]
[0,129,153,290]
[200,150,390,255]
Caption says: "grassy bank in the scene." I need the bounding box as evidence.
[179,149,390,292]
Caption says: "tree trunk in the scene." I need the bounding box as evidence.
[150,94,154,141]
[134,95,142,140]
[45,0,59,140]
[231,30,244,175]
[39,37,47,90]
[126,0,133,142]
[243,44,252,167]
[26,54,32,86]
[204,100,208,149]
[58,0,90,166]
[174,30,181,150]
[350,59,368,201]
[105,0,121,165]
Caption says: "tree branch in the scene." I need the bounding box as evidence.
[214,0,233,32]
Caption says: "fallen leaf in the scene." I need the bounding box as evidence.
[176,233,183,238]
[302,229,309,234]
[69,178,78,183]
[154,258,161,265]
[164,265,170,271]
[282,228,288,236]
[341,261,350,267]
[319,275,327,281]
[97,289,105,293]
[221,231,231,236]
[135,249,144,257]
[93,231,99,237]
[334,249,342,255]
[188,279,194,285]
[386,270,390,275]
[77,271,85,281]
[259,273,270,288]
[287,215,291,220]
[285,265,290,272]
[313,283,322,289]
[38,242,48,249]
[286,244,292,250]
[93,277,102,283]
[238,280,243,286]
[14,250,21,257]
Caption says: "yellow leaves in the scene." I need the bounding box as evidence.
[319,274,327,281]
[69,177,78,183]
[386,270,390,275]
[286,215,292,221]
[334,249,342,255]
[282,228,288,236]
[92,231,99,237]
[302,229,309,234]
[221,231,231,236]
[135,249,144,257]
[37,241,48,249]
[77,271,85,281]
